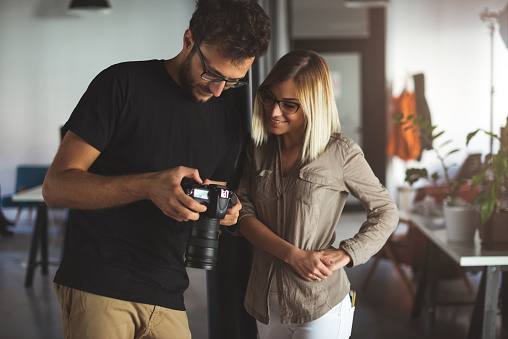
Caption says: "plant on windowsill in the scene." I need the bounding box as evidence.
[394,113,475,206]
[394,113,480,242]
[466,116,508,249]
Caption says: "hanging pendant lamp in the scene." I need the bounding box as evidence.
[344,0,389,9]
[68,0,112,14]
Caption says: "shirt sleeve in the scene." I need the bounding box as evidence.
[236,142,259,222]
[63,65,124,152]
[339,142,399,267]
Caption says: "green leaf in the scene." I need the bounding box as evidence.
[393,113,404,123]
[466,129,480,146]
[481,205,493,224]
[405,168,428,185]
[433,131,444,140]
[440,139,453,148]
[419,120,431,130]
[481,191,496,223]
[483,131,500,141]
[471,170,487,187]
[445,149,460,157]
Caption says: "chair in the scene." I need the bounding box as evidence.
[362,219,475,301]
[361,220,423,300]
[1,165,49,225]
[0,184,15,236]
[367,154,482,297]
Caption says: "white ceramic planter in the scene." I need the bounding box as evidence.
[443,204,479,242]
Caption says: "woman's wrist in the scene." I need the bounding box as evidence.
[283,246,301,266]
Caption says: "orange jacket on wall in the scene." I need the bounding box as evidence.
[386,90,422,161]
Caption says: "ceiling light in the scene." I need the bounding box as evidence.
[68,0,112,14]
[344,0,389,9]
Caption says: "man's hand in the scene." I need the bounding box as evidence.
[149,166,207,221]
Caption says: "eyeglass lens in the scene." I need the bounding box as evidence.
[259,91,300,114]
[195,42,248,88]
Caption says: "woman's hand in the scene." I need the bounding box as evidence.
[286,248,334,282]
[202,179,241,226]
[319,247,352,272]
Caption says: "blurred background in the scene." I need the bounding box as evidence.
[1,0,508,338]
[1,0,507,199]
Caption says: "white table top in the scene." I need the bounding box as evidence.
[11,185,44,203]
[400,211,508,267]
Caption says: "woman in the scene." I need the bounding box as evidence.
[236,50,399,339]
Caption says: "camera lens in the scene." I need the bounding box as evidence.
[185,218,220,270]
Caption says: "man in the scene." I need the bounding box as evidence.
[42,1,271,338]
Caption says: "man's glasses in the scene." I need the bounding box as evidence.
[195,42,248,88]
[258,90,301,115]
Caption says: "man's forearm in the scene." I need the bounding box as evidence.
[43,169,153,210]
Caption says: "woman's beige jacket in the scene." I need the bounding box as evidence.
[237,133,399,325]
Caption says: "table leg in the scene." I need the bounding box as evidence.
[40,204,48,275]
[468,269,486,339]
[483,266,501,338]
[412,241,430,318]
[25,205,42,287]
[24,203,48,287]
[424,242,438,338]
[467,266,501,339]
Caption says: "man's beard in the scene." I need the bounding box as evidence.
[178,51,211,103]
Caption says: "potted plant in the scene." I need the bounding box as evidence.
[394,113,480,242]
[466,116,508,249]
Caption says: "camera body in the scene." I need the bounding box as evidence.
[181,179,234,220]
[181,178,236,270]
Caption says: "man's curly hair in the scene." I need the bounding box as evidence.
[189,0,272,62]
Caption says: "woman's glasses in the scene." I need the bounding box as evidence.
[258,90,301,114]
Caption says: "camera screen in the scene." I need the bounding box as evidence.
[193,188,209,200]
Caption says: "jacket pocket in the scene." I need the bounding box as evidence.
[295,170,338,206]
[253,169,276,203]
[251,170,277,207]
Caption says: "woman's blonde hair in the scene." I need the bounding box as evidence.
[251,50,340,161]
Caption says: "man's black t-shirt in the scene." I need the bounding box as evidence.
[54,60,242,310]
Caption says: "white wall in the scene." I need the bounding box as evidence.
[2,0,508,199]
[0,0,194,194]
[386,0,508,196]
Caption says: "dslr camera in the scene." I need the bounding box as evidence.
[181,178,237,270]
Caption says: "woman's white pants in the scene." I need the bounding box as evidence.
[256,291,355,339]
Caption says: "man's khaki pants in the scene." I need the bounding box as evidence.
[54,284,191,339]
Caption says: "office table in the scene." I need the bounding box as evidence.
[12,185,49,287]
[400,212,508,339]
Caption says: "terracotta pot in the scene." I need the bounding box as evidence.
[480,212,508,250]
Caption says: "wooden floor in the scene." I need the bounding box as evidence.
[0,209,507,339]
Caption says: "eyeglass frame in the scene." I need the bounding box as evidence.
[194,41,249,88]
[258,89,302,115]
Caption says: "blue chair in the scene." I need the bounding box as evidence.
[1,165,49,225]
[0,184,15,236]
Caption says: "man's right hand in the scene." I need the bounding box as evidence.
[148,166,207,221]
[44,131,207,221]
